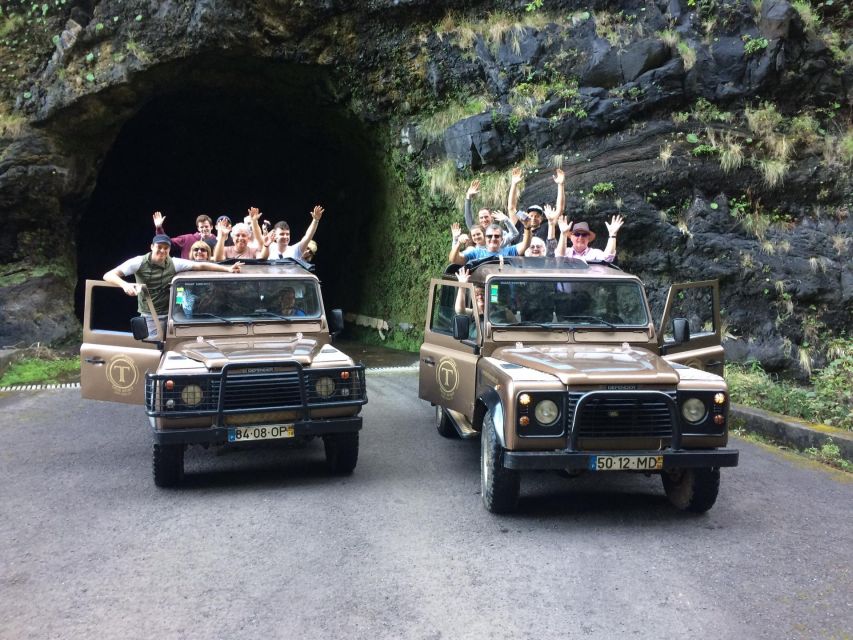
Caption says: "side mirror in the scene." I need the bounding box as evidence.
[130,316,150,341]
[672,317,690,344]
[328,309,344,336]
[452,314,471,341]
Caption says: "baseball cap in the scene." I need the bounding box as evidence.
[526,205,544,215]
[216,215,231,224]
[151,234,171,246]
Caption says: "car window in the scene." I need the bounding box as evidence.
[661,284,717,342]
[172,278,322,322]
[487,279,649,327]
[430,282,478,338]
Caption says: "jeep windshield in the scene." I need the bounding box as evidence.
[172,278,322,323]
[486,278,649,327]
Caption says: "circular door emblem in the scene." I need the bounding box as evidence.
[107,354,139,394]
[436,357,459,399]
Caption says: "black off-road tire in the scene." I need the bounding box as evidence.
[324,433,359,475]
[152,443,184,487]
[480,411,520,514]
[662,467,720,513]
[435,405,458,439]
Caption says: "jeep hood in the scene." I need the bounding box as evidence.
[492,343,679,385]
[177,336,347,370]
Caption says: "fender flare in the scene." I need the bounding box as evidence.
[479,389,506,448]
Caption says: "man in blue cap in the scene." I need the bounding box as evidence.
[103,234,242,335]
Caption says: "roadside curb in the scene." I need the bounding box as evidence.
[731,404,853,463]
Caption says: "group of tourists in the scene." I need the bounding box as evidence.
[448,166,624,265]
[103,205,325,334]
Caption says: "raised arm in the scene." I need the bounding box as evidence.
[449,234,469,265]
[454,266,471,315]
[514,220,533,255]
[464,180,479,229]
[152,211,166,235]
[553,168,565,215]
[213,220,230,262]
[544,204,559,256]
[296,205,324,250]
[555,216,572,257]
[246,207,267,258]
[507,167,523,226]
[603,214,624,259]
[493,210,518,248]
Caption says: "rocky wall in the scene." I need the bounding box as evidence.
[0,0,850,376]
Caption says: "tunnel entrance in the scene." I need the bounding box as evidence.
[74,61,384,323]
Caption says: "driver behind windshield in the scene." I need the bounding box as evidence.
[279,287,306,317]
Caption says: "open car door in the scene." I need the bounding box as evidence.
[419,278,481,420]
[657,280,724,377]
[80,280,162,405]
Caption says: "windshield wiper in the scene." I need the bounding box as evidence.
[498,321,553,329]
[558,315,617,328]
[247,310,292,321]
[188,312,233,324]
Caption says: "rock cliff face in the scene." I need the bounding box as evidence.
[0,0,850,375]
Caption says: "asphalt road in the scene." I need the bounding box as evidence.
[1,370,851,640]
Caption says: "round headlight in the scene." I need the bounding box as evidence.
[315,376,335,398]
[181,384,203,406]
[534,399,560,426]
[681,398,707,423]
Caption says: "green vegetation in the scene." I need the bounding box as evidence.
[676,41,696,70]
[742,35,768,57]
[591,181,615,196]
[0,355,80,387]
[725,337,853,430]
[418,96,492,142]
[804,440,852,473]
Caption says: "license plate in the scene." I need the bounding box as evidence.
[589,455,663,471]
[228,424,295,443]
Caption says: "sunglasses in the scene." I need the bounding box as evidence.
[572,232,590,238]
[192,248,209,253]
[485,234,502,239]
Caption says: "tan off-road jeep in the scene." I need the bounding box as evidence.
[419,256,738,513]
[81,259,367,487]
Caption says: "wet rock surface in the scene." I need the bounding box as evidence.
[0,0,849,374]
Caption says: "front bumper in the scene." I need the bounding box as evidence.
[152,416,362,445]
[503,448,739,471]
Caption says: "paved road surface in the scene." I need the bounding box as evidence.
[1,371,850,639]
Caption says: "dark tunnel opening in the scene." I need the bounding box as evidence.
[74,73,384,327]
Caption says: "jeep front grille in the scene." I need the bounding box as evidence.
[569,390,676,439]
[144,363,367,418]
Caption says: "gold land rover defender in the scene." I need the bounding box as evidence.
[81,259,367,486]
[419,256,738,514]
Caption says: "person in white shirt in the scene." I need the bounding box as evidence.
[555,215,624,262]
[268,205,324,260]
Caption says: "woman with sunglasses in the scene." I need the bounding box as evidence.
[188,240,213,261]
[555,214,624,262]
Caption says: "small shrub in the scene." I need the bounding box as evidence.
[419,96,492,142]
[658,29,680,48]
[791,0,821,34]
[745,101,783,137]
[758,158,788,188]
[591,181,615,196]
[743,35,769,57]
[719,137,745,173]
[677,40,697,70]
[788,113,821,146]
[659,142,673,167]
[691,97,732,123]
